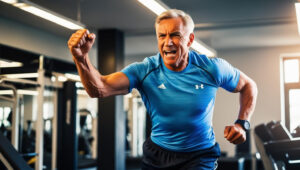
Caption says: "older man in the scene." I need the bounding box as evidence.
[68,9,257,170]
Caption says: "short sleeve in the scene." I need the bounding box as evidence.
[121,61,148,92]
[212,58,240,92]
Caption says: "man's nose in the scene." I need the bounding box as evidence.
[165,36,173,46]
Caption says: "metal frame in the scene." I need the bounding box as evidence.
[35,55,45,170]
[0,58,73,170]
[0,56,47,170]
[0,82,19,151]
[0,44,88,170]
[0,73,47,170]
[51,87,58,170]
[0,153,13,170]
[125,92,146,157]
[18,94,24,153]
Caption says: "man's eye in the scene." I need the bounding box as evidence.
[172,34,180,37]
[159,35,166,38]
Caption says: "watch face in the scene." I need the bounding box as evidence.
[244,121,250,130]
[235,119,250,131]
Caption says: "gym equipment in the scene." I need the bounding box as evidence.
[292,125,300,138]
[0,44,88,170]
[254,121,300,170]
[124,91,147,157]
[78,109,93,158]
[0,132,32,170]
[57,82,97,169]
[0,82,20,150]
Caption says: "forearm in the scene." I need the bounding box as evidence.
[225,72,257,144]
[238,80,258,121]
[73,55,104,98]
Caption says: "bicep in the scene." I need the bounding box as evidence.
[233,71,255,93]
[101,72,130,96]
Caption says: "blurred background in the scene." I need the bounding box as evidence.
[0,0,300,170]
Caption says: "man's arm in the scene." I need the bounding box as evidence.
[224,72,258,144]
[68,29,129,98]
[234,71,258,121]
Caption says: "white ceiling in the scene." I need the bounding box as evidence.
[1,0,300,56]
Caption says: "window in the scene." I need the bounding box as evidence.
[282,57,300,132]
[284,59,299,83]
[0,107,12,127]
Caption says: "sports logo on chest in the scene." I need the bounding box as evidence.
[195,84,204,90]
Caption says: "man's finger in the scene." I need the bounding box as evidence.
[68,40,79,48]
[228,132,239,142]
[233,135,246,144]
[88,33,96,41]
[73,33,84,38]
[230,132,242,143]
[226,127,238,141]
[81,38,87,45]
[73,29,87,45]
[79,38,83,46]
[68,37,79,48]
[77,28,87,35]
[224,126,231,138]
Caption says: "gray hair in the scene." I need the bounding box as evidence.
[155,9,194,33]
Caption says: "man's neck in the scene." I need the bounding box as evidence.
[166,55,189,72]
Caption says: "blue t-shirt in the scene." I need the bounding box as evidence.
[121,50,240,152]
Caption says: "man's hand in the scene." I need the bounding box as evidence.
[224,124,246,144]
[67,29,96,60]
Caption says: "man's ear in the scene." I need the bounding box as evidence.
[188,33,195,47]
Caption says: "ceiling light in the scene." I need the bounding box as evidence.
[137,0,216,57]
[77,89,88,96]
[58,76,67,82]
[65,73,81,81]
[2,73,38,78]
[51,76,56,82]
[1,0,84,30]
[0,90,38,95]
[295,3,300,35]
[0,0,17,4]
[137,0,167,15]
[0,60,23,68]
[75,82,84,88]
[191,41,216,57]
[53,72,80,82]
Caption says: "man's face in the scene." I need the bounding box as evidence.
[156,17,194,71]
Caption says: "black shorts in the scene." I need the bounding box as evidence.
[142,138,220,170]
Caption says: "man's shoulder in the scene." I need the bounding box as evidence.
[190,50,213,68]
[191,51,228,69]
[142,53,161,68]
[123,53,161,75]
[145,53,160,63]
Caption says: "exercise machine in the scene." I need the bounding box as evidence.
[254,121,300,170]
[0,44,98,170]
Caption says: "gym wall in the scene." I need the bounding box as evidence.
[214,45,300,156]
[0,16,97,66]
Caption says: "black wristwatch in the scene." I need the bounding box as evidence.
[235,119,250,131]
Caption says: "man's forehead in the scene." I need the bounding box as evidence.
[158,17,183,25]
[156,18,185,32]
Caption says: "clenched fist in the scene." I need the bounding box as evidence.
[68,29,96,60]
[224,124,246,144]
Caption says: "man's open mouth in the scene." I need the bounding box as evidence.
[164,50,177,56]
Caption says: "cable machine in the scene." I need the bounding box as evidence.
[0,44,97,170]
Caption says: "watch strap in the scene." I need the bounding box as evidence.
[235,119,250,131]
